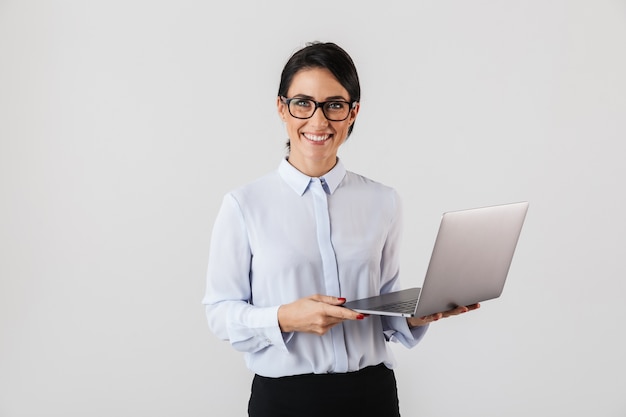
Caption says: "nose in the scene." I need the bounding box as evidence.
[310,104,330,125]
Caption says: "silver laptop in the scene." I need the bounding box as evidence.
[342,201,529,318]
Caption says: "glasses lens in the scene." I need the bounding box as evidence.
[288,99,315,119]
[322,101,350,121]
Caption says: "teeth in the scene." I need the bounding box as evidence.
[304,133,330,142]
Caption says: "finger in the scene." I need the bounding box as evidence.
[332,296,347,305]
[325,304,366,321]
[420,312,442,322]
[309,294,347,305]
[442,306,469,317]
[442,303,481,318]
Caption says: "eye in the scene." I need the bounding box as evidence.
[326,102,348,111]
[292,99,312,108]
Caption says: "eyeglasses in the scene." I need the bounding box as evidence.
[280,96,357,121]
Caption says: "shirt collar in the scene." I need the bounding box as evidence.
[278,157,347,196]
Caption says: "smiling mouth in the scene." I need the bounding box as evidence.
[303,133,331,142]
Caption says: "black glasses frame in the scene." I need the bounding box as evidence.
[280,96,357,121]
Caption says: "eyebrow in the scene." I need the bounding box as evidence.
[291,94,350,102]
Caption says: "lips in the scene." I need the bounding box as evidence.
[303,133,331,142]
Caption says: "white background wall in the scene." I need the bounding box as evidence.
[1,1,625,416]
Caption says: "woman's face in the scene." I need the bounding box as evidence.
[277,67,359,177]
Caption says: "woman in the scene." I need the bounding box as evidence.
[203,41,478,417]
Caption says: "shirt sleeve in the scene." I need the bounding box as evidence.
[378,190,429,348]
[383,317,429,346]
[202,193,289,353]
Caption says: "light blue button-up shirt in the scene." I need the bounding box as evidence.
[203,158,428,378]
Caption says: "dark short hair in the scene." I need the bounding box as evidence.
[278,42,361,148]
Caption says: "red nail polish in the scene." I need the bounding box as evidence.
[356,314,365,320]
[338,297,346,302]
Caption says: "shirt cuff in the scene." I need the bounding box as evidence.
[257,305,289,351]
[384,316,429,347]
[228,305,289,353]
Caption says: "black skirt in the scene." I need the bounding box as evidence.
[248,363,401,417]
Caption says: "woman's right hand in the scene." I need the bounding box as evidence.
[277,294,366,335]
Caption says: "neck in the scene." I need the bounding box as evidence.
[287,155,337,178]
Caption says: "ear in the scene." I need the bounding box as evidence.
[348,101,360,125]
[277,96,287,122]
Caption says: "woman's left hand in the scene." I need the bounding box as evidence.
[407,303,481,328]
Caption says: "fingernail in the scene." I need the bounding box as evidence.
[356,314,365,320]
[338,297,346,302]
